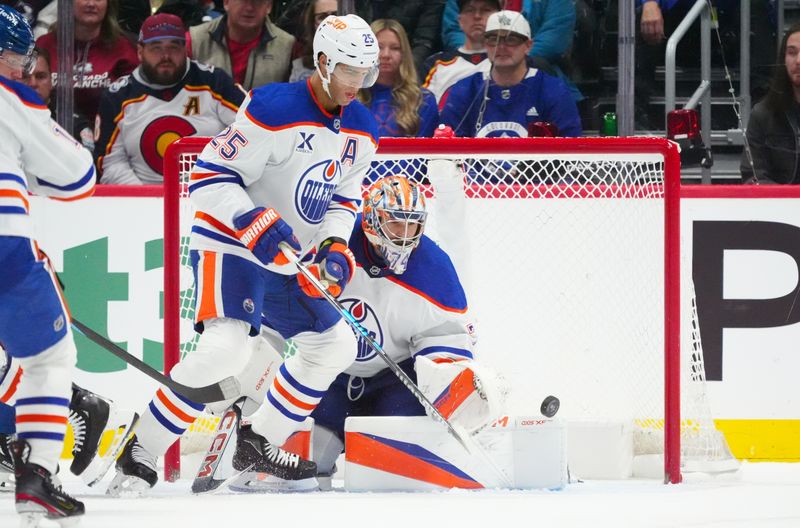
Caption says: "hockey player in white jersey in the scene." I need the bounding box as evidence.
[0,4,96,524]
[307,175,505,483]
[109,13,380,494]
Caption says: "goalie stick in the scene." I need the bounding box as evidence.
[71,319,241,404]
[280,246,513,487]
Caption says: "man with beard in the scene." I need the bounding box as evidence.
[94,13,245,185]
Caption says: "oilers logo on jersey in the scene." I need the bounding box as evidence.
[295,159,341,224]
[340,298,383,362]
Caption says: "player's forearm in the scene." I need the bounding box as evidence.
[190,183,255,229]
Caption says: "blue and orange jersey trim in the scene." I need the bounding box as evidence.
[0,76,48,109]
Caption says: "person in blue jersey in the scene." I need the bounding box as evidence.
[109,13,380,494]
[305,176,505,487]
[0,5,95,524]
[360,18,438,184]
[440,10,581,139]
[360,19,438,139]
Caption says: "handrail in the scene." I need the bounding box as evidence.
[665,0,712,182]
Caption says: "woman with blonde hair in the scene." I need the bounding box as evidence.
[360,19,438,139]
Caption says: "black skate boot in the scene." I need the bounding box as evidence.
[230,425,318,492]
[68,383,110,476]
[10,439,85,526]
[0,433,14,491]
[106,434,158,497]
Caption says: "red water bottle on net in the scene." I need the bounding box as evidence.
[505,0,522,12]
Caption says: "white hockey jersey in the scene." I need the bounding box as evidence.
[0,76,96,238]
[340,225,477,378]
[95,61,245,185]
[189,79,378,274]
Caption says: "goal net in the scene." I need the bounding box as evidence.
[162,136,735,484]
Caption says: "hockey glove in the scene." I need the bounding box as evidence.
[297,237,355,298]
[415,355,508,434]
[234,207,301,266]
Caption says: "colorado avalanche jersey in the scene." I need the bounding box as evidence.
[441,67,582,138]
[189,79,379,274]
[340,225,477,378]
[0,77,95,238]
[95,60,245,184]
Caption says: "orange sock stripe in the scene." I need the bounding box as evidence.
[156,389,197,423]
[16,414,68,424]
[0,368,22,403]
[273,378,317,411]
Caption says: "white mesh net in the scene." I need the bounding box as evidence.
[167,138,735,476]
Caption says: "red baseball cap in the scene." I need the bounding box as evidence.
[138,13,186,43]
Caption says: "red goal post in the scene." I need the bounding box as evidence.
[163,136,684,483]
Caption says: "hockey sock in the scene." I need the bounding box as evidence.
[14,336,75,474]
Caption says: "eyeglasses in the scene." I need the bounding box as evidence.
[314,11,338,23]
[484,33,528,47]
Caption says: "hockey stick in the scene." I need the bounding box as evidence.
[71,318,241,404]
[280,245,472,450]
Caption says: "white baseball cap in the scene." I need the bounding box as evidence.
[485,10,531,39]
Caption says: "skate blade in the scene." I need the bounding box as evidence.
[18,508,83,528]
[106,471,152,498]
[228,471,318,493]
[81,410,139,486]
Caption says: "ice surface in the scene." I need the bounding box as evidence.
[1,461,798,528]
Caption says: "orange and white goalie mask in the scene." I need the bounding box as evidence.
[362,176,427,275]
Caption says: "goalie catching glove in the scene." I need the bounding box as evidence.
[415,356,507,434]
[297,237,355,298]
[234,207,301,266]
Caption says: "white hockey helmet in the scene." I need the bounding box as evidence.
[313,14,379,97]
[362,175,428,275]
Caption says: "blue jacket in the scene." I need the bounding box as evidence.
[441,0,575,63]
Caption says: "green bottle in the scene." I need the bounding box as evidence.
[602,112,618,136]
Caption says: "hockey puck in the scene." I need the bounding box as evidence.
[540,395,560,418]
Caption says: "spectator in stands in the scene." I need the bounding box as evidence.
[741,23,800,185]
[422,0,498,109]
[23,47,94,151]
[187,0,295,90]
[356,0,446,74]
[361,19,438,139]
[440,10,581,138]
[441,0,578,100]
[35,0,139,122]
[289,0,337,82]
[94,13,246,185]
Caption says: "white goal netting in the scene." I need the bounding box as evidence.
[164,137,735,481]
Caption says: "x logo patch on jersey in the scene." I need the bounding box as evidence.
[296,132,315,153]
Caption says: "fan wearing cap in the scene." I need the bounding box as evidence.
[93,13,245,185]
[439,10,581,138]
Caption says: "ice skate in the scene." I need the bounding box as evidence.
[106,434,157,497]
[230,425,318,492]
[68,384,111,476]
[0,432,14,491]
[11,439,84,527]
